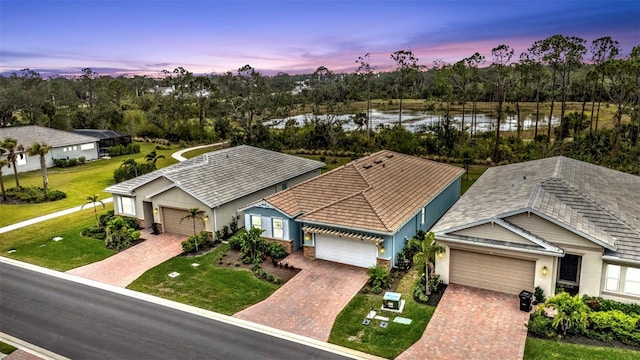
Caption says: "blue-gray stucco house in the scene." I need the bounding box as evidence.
[240,150,465,269]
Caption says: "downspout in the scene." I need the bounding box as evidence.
[213,207,218,234]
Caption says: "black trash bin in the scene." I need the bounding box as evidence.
[519,290,533,312]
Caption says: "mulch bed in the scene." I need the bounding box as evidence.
[426,283,447,307]
[214,249,300,284]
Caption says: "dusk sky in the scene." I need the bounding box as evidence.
[1,0,639,77]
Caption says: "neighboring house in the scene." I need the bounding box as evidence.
[0,125,99,173]
[241,150,465,269]
[433,156,640,303]
[73,129,132,156]
[105,145,324,237]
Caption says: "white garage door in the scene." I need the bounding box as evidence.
[450,249,535,295]
[315,234,377,268]
[162,207,205,236]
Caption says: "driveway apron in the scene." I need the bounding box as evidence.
[66,229,185,287]
[397,284,530,360]
[234,253,368,341]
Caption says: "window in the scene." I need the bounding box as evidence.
[421,208,425,225]
[625,267,640,296]
[119,196,136,216]
[605,264,621,292]
[16,153,27,166]
[272,218,284,239]
[281,182,287,191]
[251,215,262,229]
[304,232,313,245]
[80,143,95,150]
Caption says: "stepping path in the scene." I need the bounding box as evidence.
[66,229,186,287]
[234,253,369,341]
[397,284,530,360]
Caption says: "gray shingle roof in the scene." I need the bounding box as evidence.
[105,145,325,208]
[0,125,99,148]
[433,156,640,262]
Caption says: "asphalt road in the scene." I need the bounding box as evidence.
[0,262,352,360]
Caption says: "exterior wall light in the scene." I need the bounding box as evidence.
[437,251,444,259]
[542,266,548,276]
[204,216,209,222]
[380,245,385,254]
[153,208,158,215]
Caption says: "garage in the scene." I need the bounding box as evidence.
[162,207,205,236]
[449,249,535,295]
[315,234,377,268]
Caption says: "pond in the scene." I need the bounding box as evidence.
[264,109,561,133]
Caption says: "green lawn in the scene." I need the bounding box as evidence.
[297,154,353,173]
[328,268,435,359]
[180,143,227,159]
[0,341,17,355]
[461,164,488,194]
[0,205,115,271]
[524,338,640,360]
[0,142,180,227]
[127,244,279,315]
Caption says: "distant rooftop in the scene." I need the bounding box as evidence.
[0,125,98,148]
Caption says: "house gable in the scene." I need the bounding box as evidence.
[452,222,537,246]
[506,213,604,251]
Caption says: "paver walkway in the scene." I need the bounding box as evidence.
[397,284,530,360]
[234,253,369,341]
[66,229,185,287]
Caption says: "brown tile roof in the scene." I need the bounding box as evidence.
[264,150,465,234]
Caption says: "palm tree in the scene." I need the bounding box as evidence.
[26,142,50,198]
[145,150,165,170]
[0,151,8,201]
[180,207,206,252]
[408,231,445,295]
[82,194,105,228]
[1,137,24,188]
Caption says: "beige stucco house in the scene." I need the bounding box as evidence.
[105,145,324,237]
[433,156,640,303]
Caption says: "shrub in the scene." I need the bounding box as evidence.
[272,276,282,285]
[181,231,209,253]
[544,292,589,336]
[428,273,442,293]
[266,243,287,259]
[582,295,640,316]
[79,156,86,164]
[367,265,392,290]
[526,312,557,338]
[228,231,242,250]
[104,216,140,250]
[413,284,429,303]
[46,189,67,201]
[534,286,546,304]
[587,310,640,346]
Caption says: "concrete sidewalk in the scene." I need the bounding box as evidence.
[171,141,227,161]
[0,199,113,235]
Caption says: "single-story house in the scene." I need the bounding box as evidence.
[73,129,132,156]
[105,145,324,237]
[241,150,465,269]
[433,156,640,303]
[0,125,99,173]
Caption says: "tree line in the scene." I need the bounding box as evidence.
[1,34,638,173]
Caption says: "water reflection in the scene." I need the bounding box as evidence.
[264,109,561,133]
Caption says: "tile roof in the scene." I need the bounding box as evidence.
[432,156,640,262]
[263,150,465,234]
[105,145,324,208]
[0,125,99,148]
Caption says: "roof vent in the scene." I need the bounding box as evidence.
[374,159,383,164]
[385,154,394,158]
[363,164,373,169]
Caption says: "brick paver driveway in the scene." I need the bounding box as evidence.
[234,253,368,341]
[397,284,530,360]
[67,229,185,287]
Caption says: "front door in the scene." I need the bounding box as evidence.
[557,254,581,294]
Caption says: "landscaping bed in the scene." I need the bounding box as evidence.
[214,248,300,284]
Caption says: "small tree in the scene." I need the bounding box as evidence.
[1,137,25,188]
[105,216,140,250]
[236,226,266,263]
[180,207,206,252]
[408,231,445,295]
[0,149,8,201]
[26,142,50,198]
[82,194,106,228]
[145,150,166,170]
[367,265,392,293]
[544,292,589,336]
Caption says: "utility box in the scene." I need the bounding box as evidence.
[383,292,402,310]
